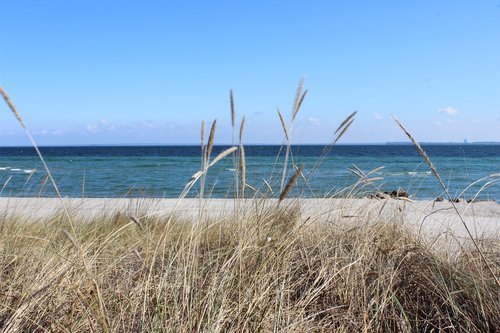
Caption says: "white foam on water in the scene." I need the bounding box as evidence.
[408,171,431,176]
[387,172,405,176]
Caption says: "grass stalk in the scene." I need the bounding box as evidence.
[0,84,111,331]
[393,115,499,286]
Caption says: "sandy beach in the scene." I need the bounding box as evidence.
[1,197,498,240]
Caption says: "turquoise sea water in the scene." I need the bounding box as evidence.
[0,145,498,201]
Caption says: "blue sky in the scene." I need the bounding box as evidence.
[1,0,499,145]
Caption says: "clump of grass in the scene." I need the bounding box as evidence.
[0,208,498,332]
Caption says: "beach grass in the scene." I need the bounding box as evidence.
[0,82,499,332]
[0,204,499,332]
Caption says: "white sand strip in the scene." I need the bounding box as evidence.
[0,197,498,240]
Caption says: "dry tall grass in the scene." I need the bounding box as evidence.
[0,206,498,332]
[0,83,499,332]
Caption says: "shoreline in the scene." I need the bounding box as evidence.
[1,197,499,240]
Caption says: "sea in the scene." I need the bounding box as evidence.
[0,145,498,201]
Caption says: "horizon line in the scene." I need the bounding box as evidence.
[0,141,499,148]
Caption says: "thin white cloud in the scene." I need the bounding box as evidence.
[135,120,181,131]
[138,120,160,129]
[35,129,49,136]
[373,112,384,120]
[99,119,115,130]
[51,129,64,136]
[438,106,459,116]
[85,119,116,133]
[32,128,65,136]
[307,117,321,126]
[85,124,99,133]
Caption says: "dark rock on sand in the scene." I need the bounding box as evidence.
[368,188,409,200]
[367,192,390,199]
[391,188,409,198]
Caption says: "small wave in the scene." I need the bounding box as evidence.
[24,169,37,174]
[10,168,22,172]
[0,167,9,171]
[226,168,236,172]
[408,171,431,176]
[387,172,405,176]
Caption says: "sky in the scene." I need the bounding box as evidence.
[1,0,500,145]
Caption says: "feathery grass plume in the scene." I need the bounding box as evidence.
[291,78,304,121]
[208,146,237,167]
[277,109,289,141]
[334,110,357,135]
[230,91,239,200]
[239,116,246,197]
[294,89,308,121]
[244,183,257,193]
[393,115,499,286]
[279,109,291,192]
[293,163,307,182]
[281,80,308,193]
[200,120,206,198]
[348,167,364,179]
[351,164,366,177]
[240,146,246,195]
[205,119,217,164]
[279,164,304,203]
[201,120,205,148]
[230,89,235,129]
[359,177,384,184]
[180,147,236,200]
[239,115,245,144]
[282,81,304,193]
[366,165,385,176]
[0,85,26,128]
[318,112,356,163]
[333,118,354,145]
